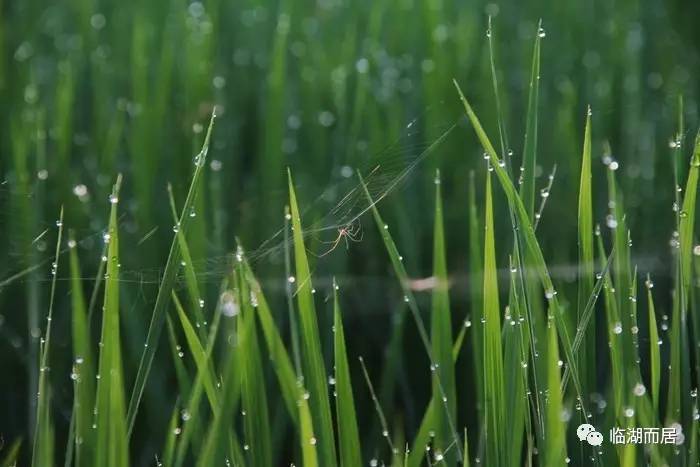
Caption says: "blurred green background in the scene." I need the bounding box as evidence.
[2,0,700,464]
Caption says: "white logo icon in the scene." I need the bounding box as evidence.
[577,423,595,441]
[577,423,603,446]
[587,431,604,446]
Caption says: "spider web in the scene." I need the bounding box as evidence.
[0,107,463,289]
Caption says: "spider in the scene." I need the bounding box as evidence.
[316,219,364,257]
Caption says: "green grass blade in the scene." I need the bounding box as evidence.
[299,396,319,467]
[577,108,595,394]
[195,346,244,467]
[520,20,542,219]
[358,356,396,457]
[161,400,180,467]
[0,439,22,467]
[167,184,206,340]
[333,281,362,467]
[172,293,218,408]
[679,132,699,299]
[126,111,216,435]
[94,176,128,467]
[68,231,95,467]
[408,325,470,467]
[486,16,510,162]
[503,256,527,467]
[561,246,615,392]
[482,172,506,467]
[31,207,63,467]
[288,169,337,466]
[237,268,273,467]
[259,2,290,219]
[241,255,300,426]
[177,283,242,467]
[453,80,589,420]
[431,170,457,464]
[544,320,566,467]
[241,257,319,463]
[597,236,624,419]
[646,277,660,414]
[667,132,699,425]
[463,428,470,467]
[408,402,435,467]
[359,174,462,465]
[166,314,193,403]
[467,171,484,423]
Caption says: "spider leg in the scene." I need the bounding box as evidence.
[354,228,364,242]
[346,222,363,242]
[320,231,343,245]
[317,235,342,257]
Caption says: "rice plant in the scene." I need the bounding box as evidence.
[3,1,700,466]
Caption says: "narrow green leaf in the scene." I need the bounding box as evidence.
[503,256,527,467]
[242,255,318,463]
[288,169,337,466]
[94,177,128,467]
[31,207,62,467]
[467,171,484,423]
[646,278,660,414]
[577,108,595,395]
[167,184,206,341]
[68,232,95,467]
[520,20,542,219]
[195,347,244,467]
[299,397,319,467]
[463,428,470,467]
[408,331,469,467]
[333,281,362,467]
[178,282,243,467]
[597,236,624,419]
[127,111,216,435]
[359,174,462,466]
[161,401,180,467]
[486,16,510,161]
[667,132,699,426]
[454,80,589,420]
[679,132,700,299]
[166,315,192,406]
[544,321,566,467]
[172,293,218,408]
[0,439,22,467]
[482,172,506,467]
[241,255,300,426]
[431,170,457,464]
[237,270,272,467]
